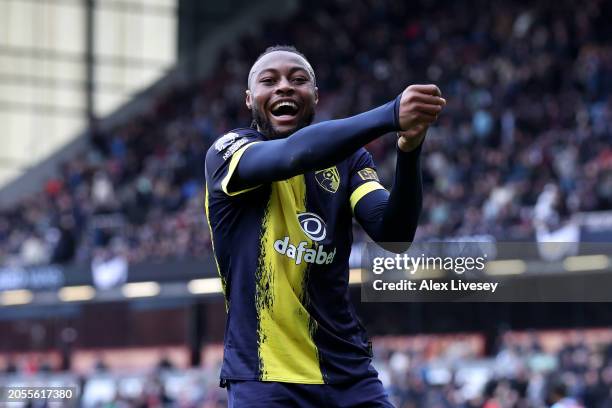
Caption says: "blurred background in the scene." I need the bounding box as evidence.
[0,0,612,406]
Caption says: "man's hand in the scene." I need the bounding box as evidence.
[397,124,428,152]
[397,84,445,152]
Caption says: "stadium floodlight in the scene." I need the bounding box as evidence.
[563,255,610,272]
[484,260,526,275]
[58,285,96,302]
[121,282,160,298]
[0,289,33,305]
[187,278,223,294]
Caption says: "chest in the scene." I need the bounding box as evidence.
[268,165,351,239]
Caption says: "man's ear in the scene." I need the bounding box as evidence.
[245,89,252,110]
[314,87,319,105]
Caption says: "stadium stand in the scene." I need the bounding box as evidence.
[1,0,612,407]
[2,330,612,407]
[1,0,611,267]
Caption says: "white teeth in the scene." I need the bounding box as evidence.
[272,101,298,111]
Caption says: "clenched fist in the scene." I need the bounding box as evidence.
[397,84,445,152]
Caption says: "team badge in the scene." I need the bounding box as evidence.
[357,168,379,182]
[214,132,239,152]
[315,166,340,193]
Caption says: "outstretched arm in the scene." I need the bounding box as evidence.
[228,85,444,193]
[230,98,400,191]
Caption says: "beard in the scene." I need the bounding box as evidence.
[251,103,315,139]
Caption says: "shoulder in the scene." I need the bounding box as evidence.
[206,128,264,163]
[351,147,371,160]
[204,128,266,194]
[347,147,375,169]
[209,128,263,155]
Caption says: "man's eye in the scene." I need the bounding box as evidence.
[293,77,307,84]
[260,78,274,84]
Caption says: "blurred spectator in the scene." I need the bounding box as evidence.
[156,355,175,372]
[1,330,611,407]
[1,0,611,267]
[548,381,584,408]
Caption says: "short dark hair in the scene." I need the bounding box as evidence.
[256,45,309,63]
[248,45,316,88]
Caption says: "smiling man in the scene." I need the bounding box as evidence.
[204,45,445,407]
[246,48,317,139]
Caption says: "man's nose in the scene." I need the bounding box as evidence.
[275,77,294,94]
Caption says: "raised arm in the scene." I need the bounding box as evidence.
[231,97,399,190]
[351,86,445,251]
[353,138,424,249]
[228,85,445,193]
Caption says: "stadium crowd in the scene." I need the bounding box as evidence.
[1,0,611,267]
[376,332,612,408]
[2,331,612,407]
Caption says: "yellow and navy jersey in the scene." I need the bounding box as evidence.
[204,127,386,384]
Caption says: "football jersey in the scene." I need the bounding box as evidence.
[204,127,385,384]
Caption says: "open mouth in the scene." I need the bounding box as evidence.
[270,100,300,119]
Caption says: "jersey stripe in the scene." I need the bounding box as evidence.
[221,142,261,196]
[256,175,324,383]
[350,181,386,211]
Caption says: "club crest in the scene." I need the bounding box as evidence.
[315,166,340,193]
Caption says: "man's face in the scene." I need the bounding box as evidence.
[246,51,318,139]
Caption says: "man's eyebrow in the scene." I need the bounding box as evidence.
[256,66,311,78]
[256,68,279,77]
[288,66,311,76]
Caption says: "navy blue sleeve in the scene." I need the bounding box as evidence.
[227,96,401,193]
[347,148,387,211]
[205,130,262,196]
[353,143,423,248]
[347,148,383,196]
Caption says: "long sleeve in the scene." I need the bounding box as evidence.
[226,96,401,193]
[353,144,423,248]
